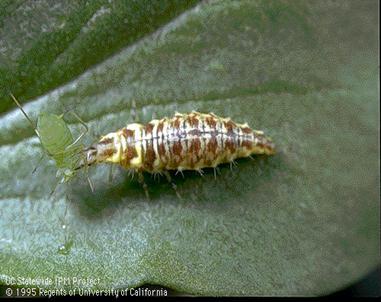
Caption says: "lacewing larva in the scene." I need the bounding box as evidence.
[10,94,92,191]
[80,110,275,198]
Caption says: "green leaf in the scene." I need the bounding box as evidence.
[0,0,379,296]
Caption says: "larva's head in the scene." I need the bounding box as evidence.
[84,134,117,166]
[79,127,143,170]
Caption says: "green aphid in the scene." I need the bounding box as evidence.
[10,94,93,192]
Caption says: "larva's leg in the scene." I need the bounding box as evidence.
[175,169,185,178]
[229,160,238,171]
[152,172,162,182]
[137,171,150,199]
[163,171,182,200]
[131,100,139,123]
[127,169,135,179]
[196,169,204,177]
[213,167,220,180]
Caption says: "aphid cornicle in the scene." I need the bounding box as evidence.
[10,94,92,191]
[82,111,275,197]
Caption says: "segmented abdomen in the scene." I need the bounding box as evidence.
[97,111,275,172]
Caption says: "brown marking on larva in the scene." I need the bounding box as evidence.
[224,120,236,135]
[225,138,236,153]
[187,138,202,168]
[171,141,183,166]
[187,114,199,127]
[99,137,114,145]
[266,146,275,154]
[173,117,181,129]
[256,142,264,149]
[172,140,183,156]
[241,127,253,134]
[207,136,218,154]
[101,148,116,157]
[145,123,154,135]
[121,128,134,138]
[126,146,138,161]
[205,116,217,128]
[144,143,156,170]
[157,121,164,134]
[192,138,201,156]
[204,159,213,166]
[158,142,166,161]
[188,129,201,136]
[119,145,138,167]
[94,112,274,173]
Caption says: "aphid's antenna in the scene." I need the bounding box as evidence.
[10,93,41,138]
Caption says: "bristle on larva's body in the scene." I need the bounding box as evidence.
[85,111,275,173]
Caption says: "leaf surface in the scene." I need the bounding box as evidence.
[0,0,379,296]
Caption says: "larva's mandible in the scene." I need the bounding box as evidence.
[84,111,275,174]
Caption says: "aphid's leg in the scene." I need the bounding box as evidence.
[108,164,114,183]
[63,111,89,149]
[163,170,182,200]
[58,202,68,227]
[57,202,74,257]
[49,179,61,198]
[32,153,46,174]
[77,151,95,192]
[83,154,95,192]
[87,175,95,192]
[137,170,150,199]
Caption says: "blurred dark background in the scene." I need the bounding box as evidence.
[328,267,380,297]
